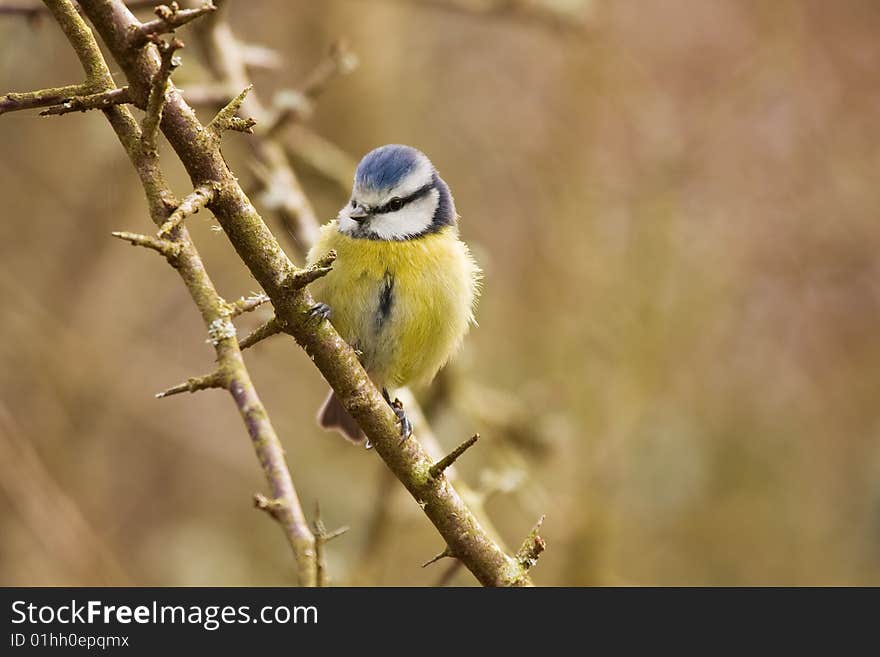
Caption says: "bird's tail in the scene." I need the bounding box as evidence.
[317,389,365,444]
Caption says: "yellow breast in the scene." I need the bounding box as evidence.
[306,221,480,387]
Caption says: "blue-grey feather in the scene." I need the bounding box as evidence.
[355,144,422,191]
[430,172,456,229]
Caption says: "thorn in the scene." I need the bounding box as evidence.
[130,1,218,47]
[156,183,215,238]
[141,37,184,153]
[515,515,546,572]
[429,434,479,479]
[207,84,254,139]
[239,316,283,350]
[155,370,225,398]
[422,546,454,568]
[283,250,336,290]
[111,230,181,258]
[254,492,286,520]
[39,87,132,116]
[226,292,270,317]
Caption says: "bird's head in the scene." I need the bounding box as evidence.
[338,144,456,240]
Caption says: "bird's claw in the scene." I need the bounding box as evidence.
[308,302,332,321]
[381,388,412,441]
[391,398,413,442]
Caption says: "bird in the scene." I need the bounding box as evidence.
[305,144,481,445]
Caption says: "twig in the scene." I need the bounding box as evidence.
[422,546,454,568]
[226,293,270,317]
[514,515,546,571]
[312,502,349,587]
[141,36,183,153]
[283,250,335,290]
[155,370,225,398]
[157,182,215,237]
[39,86,132,116]
[54,0,535,587]
[31,0,318,585]
[206,84,256,137]
[111,230,181,258]
[239,316,283,350]
[128,0,217,47]
[429,434,479,479]
[1,83,90,115]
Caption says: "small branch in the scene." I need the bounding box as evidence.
[155,370,226,398]
[312,502,349,587]
[422,546,454,568]
[226,292,270,317]
[39,86,132,116]
[514,515,546,572]
[253,492,286,519]
[141,36,183,153]
[239,316,283,350]
[111,230,181,258]
[429,434,479,479]
[282,250,336,291]
[77,0,533,587]
[206,84,256,138]
[129,1,217,47]
[157,182,215,237]
[1,83,92,115]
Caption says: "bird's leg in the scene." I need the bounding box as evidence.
[382,387,413,441]
[308,302,332,321]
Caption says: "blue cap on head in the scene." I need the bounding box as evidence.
[355,144,427,191]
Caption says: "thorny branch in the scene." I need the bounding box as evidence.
[181,1,535,586]
[4,0,546,586]
[4,0,319,586]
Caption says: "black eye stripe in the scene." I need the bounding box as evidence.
[373,183,434,214]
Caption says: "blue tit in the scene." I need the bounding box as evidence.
[306,144,481,444]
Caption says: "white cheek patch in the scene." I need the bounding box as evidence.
[369,189,439,239]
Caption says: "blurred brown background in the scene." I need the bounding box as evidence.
[2,0,880,586]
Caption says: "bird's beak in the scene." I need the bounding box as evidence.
[349,204,370,221]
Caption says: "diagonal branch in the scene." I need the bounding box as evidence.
[76,0,536,587]
[429,434,479,479]
[35,0,318,586]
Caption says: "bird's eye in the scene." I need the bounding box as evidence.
[386,198,404,212]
